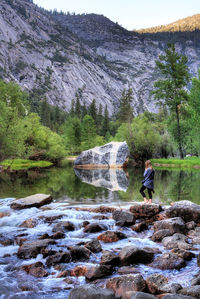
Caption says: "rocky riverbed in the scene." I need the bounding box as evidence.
[0,194,200,299]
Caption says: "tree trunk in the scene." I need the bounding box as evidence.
[175,105,184,159]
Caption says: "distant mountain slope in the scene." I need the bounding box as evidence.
[137,14,200,33]
[0,0,200,114]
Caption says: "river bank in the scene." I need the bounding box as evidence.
[0,194,200,298]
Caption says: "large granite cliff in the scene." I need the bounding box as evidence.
[1,0,200,114]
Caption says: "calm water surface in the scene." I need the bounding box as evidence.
[0,163,200,204]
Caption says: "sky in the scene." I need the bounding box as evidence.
[33,0,200,30]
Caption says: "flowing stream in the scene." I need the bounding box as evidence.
[0,165,200,298]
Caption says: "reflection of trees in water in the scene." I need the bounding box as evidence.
[0,166,200,204]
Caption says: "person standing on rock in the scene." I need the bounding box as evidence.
[140,160,155,204]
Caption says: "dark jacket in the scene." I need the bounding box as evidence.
[142,168,155,189]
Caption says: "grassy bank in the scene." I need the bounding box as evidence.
[151,157,200,169]
[1,159,53,171]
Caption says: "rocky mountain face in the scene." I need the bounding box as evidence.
[1,0,200,114]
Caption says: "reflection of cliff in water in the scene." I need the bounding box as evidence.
[74,168,129,192]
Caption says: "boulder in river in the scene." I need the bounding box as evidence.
[179,285,200,298]
[46,251,72,267]
[119,245,155,266]
[74,141,129,168]
[69,285,115,299]
[166,200,200,223]
[21,261,48,278]
[153,217,186,234]
[130,203,162,219]
[106,274,146,298]
[162,233,191,250]
[84,239,102,253]
[84,223,108,233]
[85,265,113,281]
[98,230,127,243]
[11,194,52,209]
[17,239,56,259]
[146,273,168,294]
[150,252,186,270]
[112,209,136,226]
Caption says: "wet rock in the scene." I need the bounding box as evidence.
[146,274,168,294]
[197,253,200,266]
[82,220,90,227]
[86,265,113,281]
[171,248,195,261]
[185,221,196,230]
[70,265,88,277]
[160,283,182,294]
[118,266,140,275]
[151,229,172,242]
[41,248,57,258]
[153,218,185,234]
[0,212,10,218]
[69,285,115,299]
[85,239,102,253]
[100,250,120,266]
[15,237,27,246]
[179,285,200,298]
[21,261,48,277]
[188,227,200,245]
[119,245,154,266]
[128,292,157,299]
[46,251,71,267]
[19,218,38,228]
[84,223,108,233]
[130,203,162,219]
[52,221,75,233]
[70,246,91,260]
[162,295,195,299]
[11,194,52,209]
[52,232,65,239]
[17,239,56,259]
[106,274,146,298]
[162,233,191,250]
[112,209,136,226]
[77,206,116,213]
[39,233,51,239]
[166,200,200,223]
[74,141,129,168]
[98,230,127,243]
[0,236,14,246]
[150,252,186,270]
[93,215,109,220]
[191,274,200,286]
[39,214,63,223]
[131,221,148,232]
[57,270,71,278]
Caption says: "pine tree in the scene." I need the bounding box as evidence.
[97,103,103,134]
[89,99,97,125]
[81,101,88,119]
[102,105,110,136]
[118,88,134,123]
[40,99,51,127]
[153,43,190,159]
[70,99,75,117]
[75,97,81,118]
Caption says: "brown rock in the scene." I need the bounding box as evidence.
[56,270,71,278]
[146,274,168,294]
[98,230,126,243]
[130,203,162,219]
[52,232,65,239]
[93,215,109,220]
[117,266,140,275]
[39,214,63,223]
[0,212,10,218]
[131,222,148,232]
[154,218,185,234]
[70,246,91,260]
[46,251,71,267]
[179,285,200,298]
[106,274,146,298]
[11,194,52,209]
[150,252,186,270]
[70,265,88,277]
[17,239,56,259]
[84,223,108,233]
[15,237,27,246]
[162,233,191,250]
[171,248,195,261]
[52,221,75,233]
[166,200,200,223]
[119,245,154,266]
[21,261,48,277]
[19,218,38,228]
[86,265,113,281]
[100,250,120,266]
[112,209,136,226]
[151,229,172,242]
[85,239,102,253]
